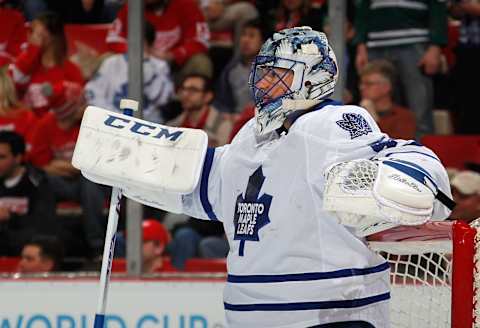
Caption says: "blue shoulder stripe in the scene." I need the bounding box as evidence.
[227,262,389,283]
[224,292,390,311]
[385,150,440,162]
[200,148,218,221]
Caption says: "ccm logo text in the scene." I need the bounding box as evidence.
[104,115,183,141]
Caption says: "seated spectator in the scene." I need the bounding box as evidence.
[169,73,232,147]
[0,131,57,256]
[0,1,27,67]
[0,67,37,149]
[449,170,480,223]
[106,0,212,82]
[359,59,416,140]
[85,21,174,123]
[114,218,171,273]
[8,11,84,117]
[18,235,64,273]
[142,219,170,273]
[214,19,265,117]
[28,82,107,258]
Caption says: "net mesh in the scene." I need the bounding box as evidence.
[369,241,452,328]
[327,159,377,195]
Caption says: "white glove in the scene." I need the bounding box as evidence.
[323,158,437,235]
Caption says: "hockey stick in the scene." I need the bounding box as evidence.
[93,99,138,328]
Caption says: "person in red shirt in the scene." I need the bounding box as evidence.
[0,1,27,67]
[359,59,416,140]
[106,0,212,80]
[29,81,106,258]
[9,11,84,117]
[0,67,37,150]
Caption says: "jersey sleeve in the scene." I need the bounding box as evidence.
[181,146,228,222]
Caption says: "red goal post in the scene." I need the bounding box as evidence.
[367,220,479,328]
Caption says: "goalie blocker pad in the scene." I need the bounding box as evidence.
[72,106,208,194]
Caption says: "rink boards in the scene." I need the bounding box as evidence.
[0,277,226,328]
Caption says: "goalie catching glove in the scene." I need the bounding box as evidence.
[323,158,455,236]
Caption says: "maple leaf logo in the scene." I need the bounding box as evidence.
[336,113,372,139]
[233,166,272,256]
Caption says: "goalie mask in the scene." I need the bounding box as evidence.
[249,26,338,135]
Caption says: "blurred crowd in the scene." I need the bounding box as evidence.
[0,0,479,273]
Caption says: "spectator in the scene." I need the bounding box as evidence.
[214,18,265,117]
[0,131,57,256]
[18,235,64,273]
[354,0,448,139]
[28,82,106,258]
[0,0,27,67]
[167,74,230,268]
[114,218,171,273]
[86,21,173,123]
[106,0,212,82]
[202,0,258,78]
[170,73,232,147]
[0,67,37,149]
[359,60,416,140]
[142,219,170,273]
[450,1,480,134]
[8,11,84,117]
[449,170,480,222]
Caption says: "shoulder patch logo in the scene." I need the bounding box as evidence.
[336,113,372,139]
[234,166,272,257]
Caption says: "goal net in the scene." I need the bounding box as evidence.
[367,220,479,328]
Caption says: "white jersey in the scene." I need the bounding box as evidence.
[85,54,174,123]
[178,101,451,328]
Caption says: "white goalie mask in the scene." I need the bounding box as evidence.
[249,26,338,135]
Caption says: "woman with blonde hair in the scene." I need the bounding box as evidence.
[0,67,37,149]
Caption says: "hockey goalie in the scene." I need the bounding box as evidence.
[72,27,454,328]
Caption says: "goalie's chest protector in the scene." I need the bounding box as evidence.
[212,105,390,327]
